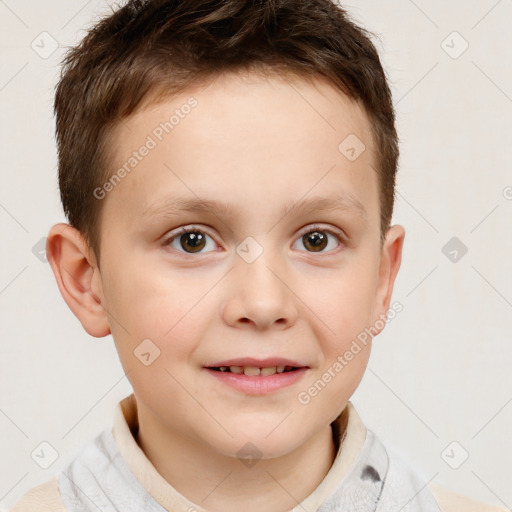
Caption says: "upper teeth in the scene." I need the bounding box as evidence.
[219,365,291,375]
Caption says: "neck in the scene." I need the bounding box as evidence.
[135,403,338,512]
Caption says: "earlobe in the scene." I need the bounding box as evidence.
[46,223,111,338]
[372,224,405,332]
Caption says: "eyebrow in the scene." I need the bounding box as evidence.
[140,191,367,224]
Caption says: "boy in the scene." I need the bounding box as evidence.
[9,0,506,511]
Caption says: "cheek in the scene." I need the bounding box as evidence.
[305,266,378,404]
[103,261,218,378]
[103,261,197,335]
[309,263,378,341]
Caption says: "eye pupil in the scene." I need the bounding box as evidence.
[303,231,328,252]
[181,231,206,253]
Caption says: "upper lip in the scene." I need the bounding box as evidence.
[204,357,308,368]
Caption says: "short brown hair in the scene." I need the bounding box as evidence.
[54,0,398,266]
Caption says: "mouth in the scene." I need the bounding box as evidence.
[203,357,309,377]
[203,361,309,394]
[206,365,302,376]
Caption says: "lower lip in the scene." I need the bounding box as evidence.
[203,368,308,395]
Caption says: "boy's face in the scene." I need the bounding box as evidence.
[49,71,404,460]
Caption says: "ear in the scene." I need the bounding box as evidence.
[371,224,405,334]
[46,223,111,338]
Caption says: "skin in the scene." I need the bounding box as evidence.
[47,70,404,512]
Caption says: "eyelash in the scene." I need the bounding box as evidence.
[162,224,345,256]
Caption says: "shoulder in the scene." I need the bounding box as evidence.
[428,481,508,512]
[380,441,507,512]
[8,474,67,512]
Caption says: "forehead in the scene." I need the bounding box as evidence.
[101,71,379,231]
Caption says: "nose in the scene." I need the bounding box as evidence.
[221,249,299,331]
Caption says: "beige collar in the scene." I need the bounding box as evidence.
[111,393,367,512]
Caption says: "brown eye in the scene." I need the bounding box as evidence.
[179,231,206,253]
[166,228,216,254]
[302,231,328,252]
[293,226,342,253]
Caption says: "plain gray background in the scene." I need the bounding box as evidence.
[1,0,511,509]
